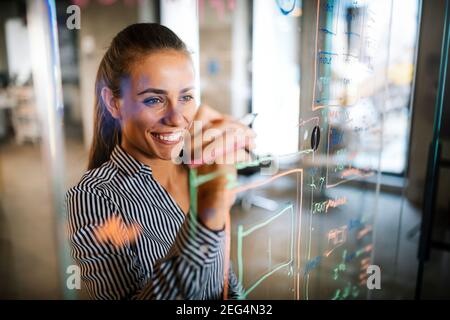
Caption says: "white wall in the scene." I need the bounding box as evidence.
[5,18,31,85]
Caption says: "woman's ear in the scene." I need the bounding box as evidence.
[101,87,121,120]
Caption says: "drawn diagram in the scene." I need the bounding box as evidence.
[276,0,297,16]
[188,0,393,301]
[229,168,303,299]
[312,0,378,110]
[325,123,375,188]
[236,204,295,299]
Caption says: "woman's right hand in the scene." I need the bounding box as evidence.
[188,105,256,231]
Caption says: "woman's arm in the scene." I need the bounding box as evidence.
[67,186,240,299]
[67,186,145,299]
[67,105,252,299]
[135,213,230,299]
[227,265,244,299]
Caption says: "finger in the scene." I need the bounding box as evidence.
[190,122,255,158]
[215,149,252,165]
[201,132,254,165]
[194,104,224,122]
[235,149,253,163]
[204,119,257,138]
[199,124,256,151]
[187,122,256,167]
[213,153,254,171]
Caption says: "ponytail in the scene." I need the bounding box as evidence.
[87,23,188,169]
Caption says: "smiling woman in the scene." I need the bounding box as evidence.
[65,23,255,300]
[100,49,197,163]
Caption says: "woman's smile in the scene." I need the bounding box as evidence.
[149,130,185,145]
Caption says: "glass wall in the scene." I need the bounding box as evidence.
[0,0,158,299]
[207,0,420,299]
[0,0,423,299]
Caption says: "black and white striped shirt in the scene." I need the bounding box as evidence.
[66,144,241,300]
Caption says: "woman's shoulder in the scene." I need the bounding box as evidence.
[66,160,118,197]
[65,161,122,229]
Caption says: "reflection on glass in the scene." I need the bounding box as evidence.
[0,0,421,300]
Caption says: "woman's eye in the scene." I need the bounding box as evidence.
[143,97,163,106]
[180,95,194,102]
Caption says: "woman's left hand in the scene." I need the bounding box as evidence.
[185,104,256,230]
[187,104,256,166]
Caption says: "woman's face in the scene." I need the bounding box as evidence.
[115,49,197,161]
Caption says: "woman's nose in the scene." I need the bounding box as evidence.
[162,103,185,127]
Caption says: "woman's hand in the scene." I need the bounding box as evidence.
[188,105,256,231]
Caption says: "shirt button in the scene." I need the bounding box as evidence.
[200,244,209,254]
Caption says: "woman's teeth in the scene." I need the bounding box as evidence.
[152,132,183,142]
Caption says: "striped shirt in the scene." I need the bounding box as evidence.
[66,144,242,300]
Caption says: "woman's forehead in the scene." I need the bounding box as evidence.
[130,51,195,92]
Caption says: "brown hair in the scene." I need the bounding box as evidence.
[88,23,189,170]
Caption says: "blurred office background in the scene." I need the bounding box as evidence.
[0,0,449,299]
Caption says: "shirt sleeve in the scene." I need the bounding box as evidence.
[66,186,240,300]
[227,264,244,300]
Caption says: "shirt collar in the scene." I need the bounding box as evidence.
[110,144,153,177]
